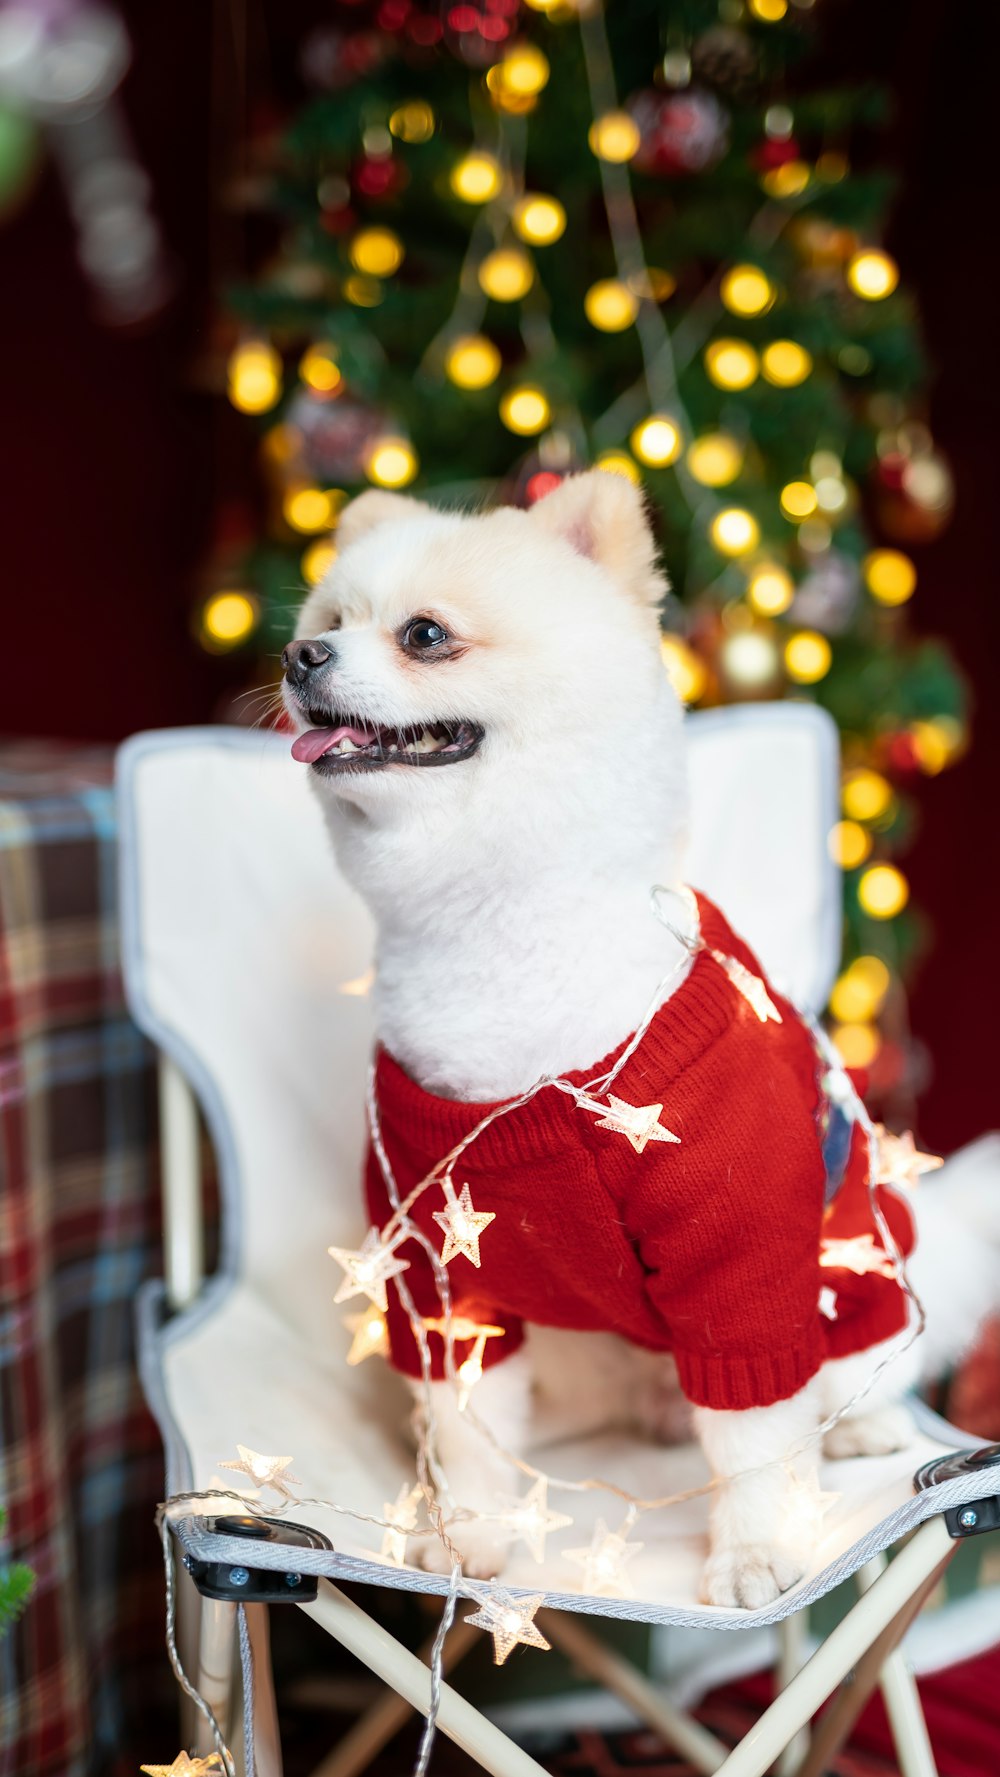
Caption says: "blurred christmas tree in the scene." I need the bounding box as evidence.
[204,0,967,1101]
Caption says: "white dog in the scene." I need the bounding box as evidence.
[283,470,998,1608]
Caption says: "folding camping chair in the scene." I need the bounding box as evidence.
[117,708,1000,1777]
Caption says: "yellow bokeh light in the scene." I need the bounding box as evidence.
[858,864,909,920]
[302,540,337,586]
[720,630,780,690]
[512,193,566,245]
[829,955,890,1023]
[847,249,899,300]
[749,0,788,16]
[828,820,873,869]
[496,42,550,95]
[588,111,641,163]
[343,274,383,307]
[449,152,503,203]
[633,265,677,302]
[584,279,639,331]
[389,100,436,143]
[711,507,760,556]
[630,415,682,467]
[909,716,964,775]
[863,548,916,606]
[365,437,418,488]
[748,564,794,615]
[299,343,342,395]
[761,160,810,198]
[595,451,641,484]
[349,227,404,276]
[284,486,336,533]
[831,1022,881,1069]
[478,247,534,301]
[227,339,281,414]
[704,339,759,390]
[445,334,502,389]
[761,340,813,387]
[842,768,893,823]
[660,635,707,704]
[784,629,832,683]
[201,591,258,648]
[687,433,743,488]
[720,264,775,317]
[780,480,818,520]
[499,385,551,434]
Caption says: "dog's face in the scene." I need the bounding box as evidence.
[283,469,677,814]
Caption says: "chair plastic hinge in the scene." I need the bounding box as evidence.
[944,1496,1000,1540]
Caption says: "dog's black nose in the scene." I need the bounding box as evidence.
[282,637,336,687]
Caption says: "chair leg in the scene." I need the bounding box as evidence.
[712,1515,955,1777]
[301,1580,551,1777]
[245,1604,284,1777]
[194,1598,239,1757]
[855,1555,938,1777]
[775,1611,809,1777]
[537,1607,728,1775]
[306,1617,481,1777]
[176,1546,206,1751]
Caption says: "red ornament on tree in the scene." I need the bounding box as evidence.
[629,88,730,177]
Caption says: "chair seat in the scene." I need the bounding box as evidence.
[144,1277,990,1632]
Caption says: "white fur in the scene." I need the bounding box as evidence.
[285,474,999,1606]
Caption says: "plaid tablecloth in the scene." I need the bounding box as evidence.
[0,742,168,1777]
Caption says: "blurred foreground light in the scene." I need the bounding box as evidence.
[495,42,550,95]
[201,591,258,651]
[748,564,793,615]
[630,415,681,466]
[704,339,759,390]
[512,193,566,245]
[349,227,404,276]
[478,247,534,300]
[847,249,899,300]
[445,334,502,388]
[761,340,812,386]
[780,480,817,520]
[720,264,775,316]
[660,636,706,704]
[450,152,503,203]
[365,437,418,487]
[858,864,909,919]
[499,385,550,434]
[863,548,916,606]
[284,487,336,533]
[784,630,831,683]
[588,111,640,163]
[227,339,281,414]
[842,768,893,823]
[585,279,638,331]
[711,507,760,555]
[687,433,743,487]
[828,820,872,869]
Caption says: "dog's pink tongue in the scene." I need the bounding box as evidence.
[291,724,375,763]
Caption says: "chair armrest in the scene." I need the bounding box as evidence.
[158,1053,204,1310]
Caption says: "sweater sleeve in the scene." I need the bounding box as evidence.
[622,1033,828,1411]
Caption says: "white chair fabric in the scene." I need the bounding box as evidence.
[118,712,985,1634]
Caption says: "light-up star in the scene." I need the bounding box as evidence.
[140,1754,226,1777]
[781,1469,842,1546]
[432,1181,496,1268]
[380,1483,421,1567]
[563,1518,644,1597]
[589,1095,680,1155]
[465,1587,551,1664]
[712,950,783,1023]
[423,1316,507,1344]
[819,1233,896,1280]
[873,1126,943,1192]
[328,1226,410,1312]
[344,1304,389,1366]
[494,1478,574,1564]
[218,1445,301,1500]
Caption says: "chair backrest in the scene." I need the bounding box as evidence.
[117,705,839,1344]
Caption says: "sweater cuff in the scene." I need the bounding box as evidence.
[673,1333,823,1412]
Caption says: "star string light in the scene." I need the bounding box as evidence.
[586,1095,681,1154]
[432,1179,496,1267]
[780,1469,842,1547]
[380,1482,422,1566]
[344,1303,390,1365]
[465,1587,551,1663]
[218,1445,302,1500]
[140,1754,227,1777]
[563,1516,644,1597]
[328,1226,410,1311]
[819,1233,897,1280]
[493,1477,574,1563]
[712,950,783,1023]
[873,1126,943,1191]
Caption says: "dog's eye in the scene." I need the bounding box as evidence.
[403,618,449,653]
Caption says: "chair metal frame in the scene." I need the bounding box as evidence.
[158,1050,968,1777]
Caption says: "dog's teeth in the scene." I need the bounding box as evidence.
[411,730,439,754]
[337,737,358,753]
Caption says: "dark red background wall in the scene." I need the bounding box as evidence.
[1,0,996,1152]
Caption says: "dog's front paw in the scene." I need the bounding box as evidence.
[701,1542,808,1610]
[823,1404,915,1460]
[420,1520,509,1581]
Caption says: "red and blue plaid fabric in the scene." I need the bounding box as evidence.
[0,742,168,1777]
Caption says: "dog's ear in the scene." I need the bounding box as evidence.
[337,489,432,551]
[527,470,668,608]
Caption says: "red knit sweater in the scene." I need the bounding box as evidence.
[365,893,915,1411]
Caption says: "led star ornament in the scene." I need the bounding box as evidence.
[712,950,783,1023]
[328,1226,410,1311]
[819,1233,896,1280]
[140,1755,226,1777]
[589,1095,680,1154]
[380,1483,422,1566]
[465,1587,551,1663]
[432,1180,496,1267]
[563,1517,644,1597]
[218,1445,301,1500]
[873,1126,943,1191]
[494,1478,574,1563]
[343,1303,389,1365]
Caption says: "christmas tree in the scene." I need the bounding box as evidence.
[205,0,966,1096]
[0,1508,34,1637]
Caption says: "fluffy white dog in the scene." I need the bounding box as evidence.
[282,470,998,1608]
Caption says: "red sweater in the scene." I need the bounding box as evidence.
[365,893,914,1411]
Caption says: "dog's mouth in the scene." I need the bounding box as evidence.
[290,710,485,772]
